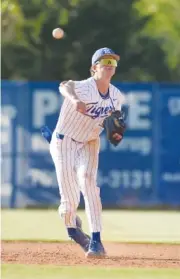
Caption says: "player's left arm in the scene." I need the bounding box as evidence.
[102,89,129,146]
[116,90,129,121]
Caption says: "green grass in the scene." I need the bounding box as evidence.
[2,265,180,279]
[2,209,180,243]
[2,210,180,279]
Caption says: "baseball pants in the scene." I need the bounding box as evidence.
[50,132,102,232]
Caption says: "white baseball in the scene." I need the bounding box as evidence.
[52,28,64,39]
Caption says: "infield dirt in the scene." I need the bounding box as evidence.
[2,241,180,268]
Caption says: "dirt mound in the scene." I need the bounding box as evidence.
[2,241,180,268]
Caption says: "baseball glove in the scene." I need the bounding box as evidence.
[103,110,127,146]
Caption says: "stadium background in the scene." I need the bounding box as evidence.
[1,0,180,208]
[1,81,180,208]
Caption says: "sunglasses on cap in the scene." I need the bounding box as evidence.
[96,58,118,67]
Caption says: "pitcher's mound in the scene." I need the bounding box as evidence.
[2,241,180,268]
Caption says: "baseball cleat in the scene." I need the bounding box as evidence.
[68,216,90,252]
[86,240,106,258]
[76,215,91,240]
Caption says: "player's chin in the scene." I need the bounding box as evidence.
[105,72,115,79]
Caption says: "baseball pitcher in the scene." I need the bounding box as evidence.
[41,47,127,258]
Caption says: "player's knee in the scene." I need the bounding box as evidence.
[81,173,100,197]
[81,172,96,184]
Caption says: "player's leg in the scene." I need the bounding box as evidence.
[77,138,106,257]
[50,134,80,227]
[50,133,90,251]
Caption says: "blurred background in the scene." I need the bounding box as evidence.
[1,0,180,209]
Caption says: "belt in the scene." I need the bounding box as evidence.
[56,133,64,140]
[56,132,83,143]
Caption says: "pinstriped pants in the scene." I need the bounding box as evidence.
[50,133,102,232]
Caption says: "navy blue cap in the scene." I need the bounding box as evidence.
[91,47,120,65]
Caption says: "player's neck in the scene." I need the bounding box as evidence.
[94,77,110,95]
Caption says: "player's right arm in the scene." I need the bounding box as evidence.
[59,80,86,114]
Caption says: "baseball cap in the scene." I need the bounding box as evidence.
[91,47,120,65]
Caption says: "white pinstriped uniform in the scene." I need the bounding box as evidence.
[50,77,125,232]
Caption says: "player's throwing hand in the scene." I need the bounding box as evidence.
[74,100,86,114]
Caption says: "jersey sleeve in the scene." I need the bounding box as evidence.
[118,91,126,107]
[74,80,90,103]
[114,88,129,122]
[59,79,90,103]
[115,88,126,110]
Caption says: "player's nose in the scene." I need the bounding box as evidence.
[105,66,114,70]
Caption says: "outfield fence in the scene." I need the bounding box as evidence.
[1,81,180,208]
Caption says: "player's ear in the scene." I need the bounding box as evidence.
[90,65,96,76]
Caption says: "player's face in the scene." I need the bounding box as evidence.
[94,56,118,79]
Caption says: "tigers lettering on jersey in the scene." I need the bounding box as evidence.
[56,77,126,142]
[86,102,113,119]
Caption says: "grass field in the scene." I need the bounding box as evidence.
[2,209,180,243]
[2,265,180,279]
[1,209,180,279]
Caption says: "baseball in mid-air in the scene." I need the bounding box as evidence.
[52,28,64,39]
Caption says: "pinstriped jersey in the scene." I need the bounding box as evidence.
[55,77,126,142]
